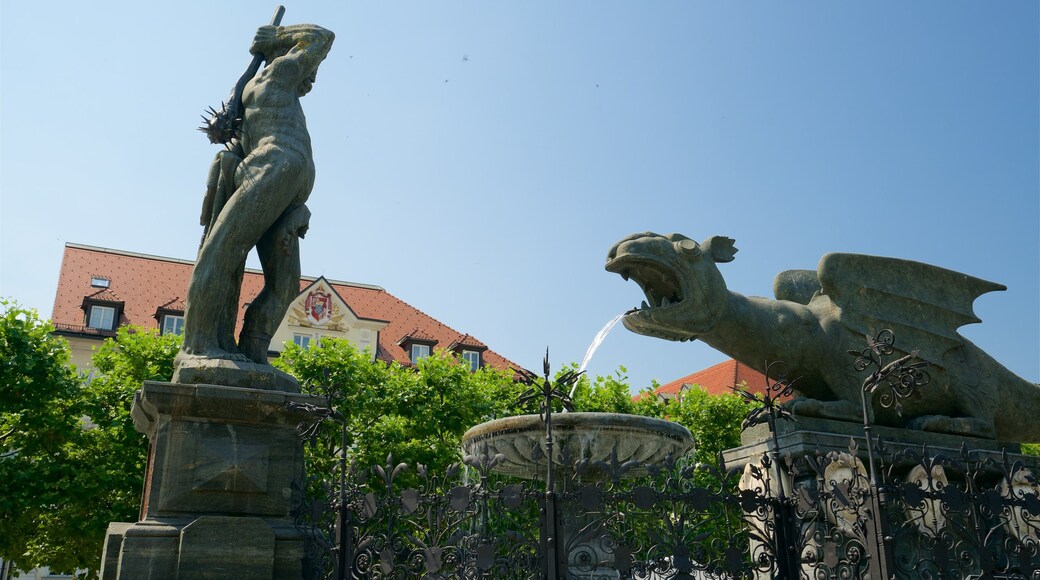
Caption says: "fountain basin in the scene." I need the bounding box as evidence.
[461,412,694,480]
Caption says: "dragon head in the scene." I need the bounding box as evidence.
[605,232,737,342]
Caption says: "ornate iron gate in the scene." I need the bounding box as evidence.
[289,336,1040,579]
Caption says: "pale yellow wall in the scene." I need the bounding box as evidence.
[64,335,102,378]
[270,280,387,360]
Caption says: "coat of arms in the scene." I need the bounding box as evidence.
[305,290,333,325]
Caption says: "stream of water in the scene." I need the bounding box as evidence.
[570,312,627,398]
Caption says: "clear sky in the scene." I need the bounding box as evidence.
[1,2,1037,391]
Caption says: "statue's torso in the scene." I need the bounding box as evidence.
[239,67,314,166]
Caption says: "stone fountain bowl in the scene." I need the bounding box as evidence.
[461,412,694,480]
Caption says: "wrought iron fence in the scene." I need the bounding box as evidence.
[877,442,1040,578]
[290,440,1039,579]
[289,336,1040,579]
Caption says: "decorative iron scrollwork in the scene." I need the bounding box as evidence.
[289,341,1039,579]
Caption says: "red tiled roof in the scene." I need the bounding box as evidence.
[651,359,771,399]
[156,297,186,312]
[398,327,439,345]
[448,334,486,350]
[51,243,517,371]
[84,288,124,303]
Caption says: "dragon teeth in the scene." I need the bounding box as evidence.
[661,297,671,307]
[641,300,650,310]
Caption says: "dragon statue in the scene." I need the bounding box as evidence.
[606,232,1040,442]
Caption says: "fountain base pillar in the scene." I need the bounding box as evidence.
[722,417,1029,579]
[99,381,320,580]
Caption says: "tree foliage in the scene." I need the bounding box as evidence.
[0,301,85,573]
[275,339,528,485]
[0,305,180,576]
[566,364,639,414]
[68,327,180,561]
[276,340,758,484]
[635,383,758,470]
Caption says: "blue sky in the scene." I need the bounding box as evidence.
[1,2,1037,391]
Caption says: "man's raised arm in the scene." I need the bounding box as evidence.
[251,24,335,77]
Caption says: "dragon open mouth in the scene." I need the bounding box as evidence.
[608,257,684,314]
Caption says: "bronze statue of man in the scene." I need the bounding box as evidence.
[176,23,334,374]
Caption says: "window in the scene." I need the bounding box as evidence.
[461,350,480,371]
[358,329,374,354]
[90,277,110,288]
[411,343,430,362]
[161,314,185,335]
[293,333,312,349]
[82,296,123,333]
[87,305,116,330]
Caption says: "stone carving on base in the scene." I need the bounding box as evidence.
[999,468,1040,545]
[822,452,870,539]
[903,464,948,538]
[606,232,1040,442]
[173,18,335,392]
[738,459,795,578]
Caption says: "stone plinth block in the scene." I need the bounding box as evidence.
[721,417,1037,580]
[100,522,132,580]
[177,516,275,579]
[727,415,1016,472]
[100,381,324,580]
[171,356,299,392]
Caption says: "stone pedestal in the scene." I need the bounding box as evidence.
[725,416,1015,469]
[99,381,322,580]
[722,417,1037,580]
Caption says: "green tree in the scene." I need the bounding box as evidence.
[60,327,180,568]
[0,307,180,576]
[275,339,527,485]
[631,382,759,469]
[659,384,756,470]
[567,364,638,414]
[0,301,85,574]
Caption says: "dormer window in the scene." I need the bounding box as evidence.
[398,330,438,366]
[88,305,116,330]
[447,335,486,372]
[82,290,123,334]
[161,314,185,335]
[411,343,431,362]
[461,350,481,371]
[154,300,186,336]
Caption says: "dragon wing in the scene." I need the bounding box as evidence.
[774,269,822,305]
[817,253,1006,367]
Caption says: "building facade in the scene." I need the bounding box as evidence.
[50,243,515,375]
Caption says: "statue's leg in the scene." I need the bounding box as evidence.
[784,397,862,422]
[240,209,304,363]
[216,258,246,355]
[181,151,295,360]
[181,233,250,359]
[907,415,997,439]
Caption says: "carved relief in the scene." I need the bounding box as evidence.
[998,468,1040,545]
[823,452,870,538]
[903,464,948,537]
[287,283,347,331]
